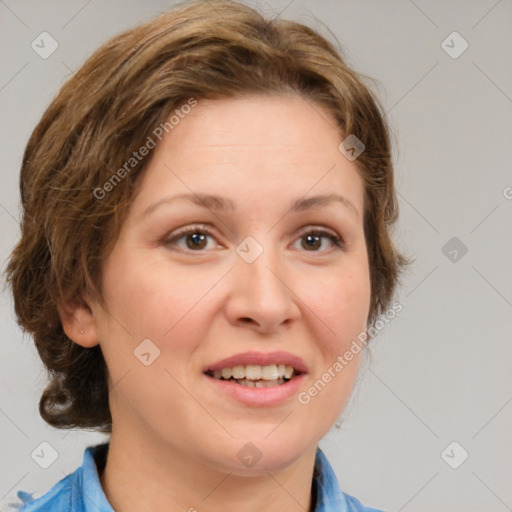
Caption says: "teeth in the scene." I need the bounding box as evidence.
[209,364,296,381]
[232,365,245,379]
[245,365,262,380]
[241,378,282,387]
[262,364,279,380]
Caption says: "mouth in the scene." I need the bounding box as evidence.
[204,363,301,387]
[202,351,308,403]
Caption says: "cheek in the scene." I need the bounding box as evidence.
[305,263,371,349]
[298,268,370,428]
[336,269,371,329]
[97,257,213,407]
[100,253,218,356]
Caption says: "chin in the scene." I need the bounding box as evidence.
[218,431,314,474]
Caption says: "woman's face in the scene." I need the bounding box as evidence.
[89,94,371,472]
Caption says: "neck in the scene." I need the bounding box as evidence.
[99,423,317,512]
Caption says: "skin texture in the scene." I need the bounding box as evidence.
[59,94,371,512]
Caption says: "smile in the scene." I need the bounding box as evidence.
[205,364,297,387]
[203,350,308,405]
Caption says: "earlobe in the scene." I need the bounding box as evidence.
[57,297,100,348]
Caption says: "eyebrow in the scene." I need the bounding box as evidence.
[141,192,359,219]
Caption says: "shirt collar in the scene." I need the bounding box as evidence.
[77,443,370,512]
[78,443,113,512]
[314,447,353,511]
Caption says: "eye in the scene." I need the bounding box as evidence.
[292,228,345,252]
[163,224,345,253]
[163,224,220,252]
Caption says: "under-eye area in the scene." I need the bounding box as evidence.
[204,364,304,387]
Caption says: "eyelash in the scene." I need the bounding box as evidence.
[163,223,345,253]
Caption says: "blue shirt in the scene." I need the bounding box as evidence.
[8,443,384,511]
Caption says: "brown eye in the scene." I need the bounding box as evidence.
[295,229,344,252]
[302,233,322,251]
[185,232,208,250]
[164,224,218,252]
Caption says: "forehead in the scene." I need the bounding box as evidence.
[130,94,365,218]
[168,94,342,153]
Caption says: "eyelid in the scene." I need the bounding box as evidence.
[293,225,345,250]
[163,223,219,249]
[296,224,341,239]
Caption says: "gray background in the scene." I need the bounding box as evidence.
[1,1,511,511]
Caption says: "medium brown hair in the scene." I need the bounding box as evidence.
[5,0,407,431]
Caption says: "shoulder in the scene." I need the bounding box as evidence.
[6,443,110,512]
[314,448,386,512]
[342,492,386,512]
[5,472,76,512]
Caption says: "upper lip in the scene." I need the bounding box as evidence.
[204,351,309,374]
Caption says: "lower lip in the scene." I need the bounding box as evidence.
[204,373,306,407]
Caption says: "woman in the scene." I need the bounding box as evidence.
[5,0,406,510]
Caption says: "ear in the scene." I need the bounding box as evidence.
[57,296,100,348]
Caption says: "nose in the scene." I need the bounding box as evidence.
[224,241,301,334]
